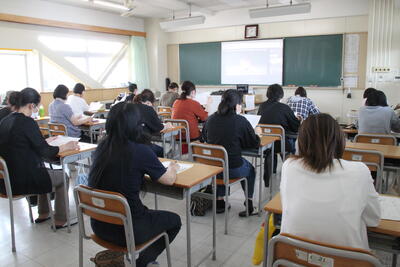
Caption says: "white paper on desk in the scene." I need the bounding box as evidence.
[241,114,261,129]
[162,161,193,174]
[93,118,106,124]
[244,95,255,110]
[379,195,400,221]
[194,92,211,106]
[48,136,80,146]
[89,102,103,111]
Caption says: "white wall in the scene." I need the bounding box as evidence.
[0,0,144,32]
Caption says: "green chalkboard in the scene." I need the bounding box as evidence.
[283,35,343,87]
[179,42,221,85]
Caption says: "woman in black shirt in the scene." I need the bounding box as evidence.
[0,88,78,227]
[257,84,300,187]
[202,90,261,216]
[0,91,18,121]
[89,102,181,267]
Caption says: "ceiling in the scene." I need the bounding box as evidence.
[45,0,308,19]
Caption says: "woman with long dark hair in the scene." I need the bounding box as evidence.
[88,102,181,267]
[281,113,380,249]
[202,89,261,216]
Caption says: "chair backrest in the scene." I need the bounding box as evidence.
[48,123,68,136]
[189,142,229,182]
[355,134,396,146]
[267,234,381,267]
[39,127,50,137]
[164,119,190,142]
[258,124,286,161]
[73,185,135,251]
[0,157,13,199]
[342,148,384,192]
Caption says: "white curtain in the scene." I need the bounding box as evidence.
[130,36,150,89]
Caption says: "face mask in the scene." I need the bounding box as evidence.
[31,111,39,119]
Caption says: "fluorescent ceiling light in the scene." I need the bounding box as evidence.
[249,2,311,18]
[160,16,206,30]
[93,0,130,11]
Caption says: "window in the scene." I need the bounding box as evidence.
[103,52,130,87]
[0,50,29,96]
[42,57,76,92]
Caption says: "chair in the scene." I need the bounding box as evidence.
[39,126,50,138]
[48,123,68,136]
[258,124,286,162]
[266,233,381,267]
[74,185,172,267]
[157,106,172,121]
[0,157,55,252]
[189,142,249,235]
[164,119,190,158]
[343,148,384,193]
[355,134,396,146]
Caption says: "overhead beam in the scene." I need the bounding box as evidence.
[0,13,146,37]
[138,0,215,16]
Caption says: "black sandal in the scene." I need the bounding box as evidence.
[34,217,50,223]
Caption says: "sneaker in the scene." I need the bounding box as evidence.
[216,199,231,214]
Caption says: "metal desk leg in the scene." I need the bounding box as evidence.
[392,254,397,267]
[186,190,192,267]
[162,135,166,157]
[212,175,217,260]
[179,129,182,160]
[263,212,271,267]
[258,147,264,216]
[61,159,71,233]
[90,127,93,144]
[269,144,275,198]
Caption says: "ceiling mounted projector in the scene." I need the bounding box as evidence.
[160,15,206,30]
[249,2,311,18]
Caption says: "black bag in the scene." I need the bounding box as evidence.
[190,185,213,216]
[90,250,125,267]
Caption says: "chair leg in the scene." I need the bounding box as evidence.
[78,234,83,267]
[8,199,16,252]
[47,193,56,232]
[392,253,397,267]
[26,197,34,223]
[164,233,172,267]
[244,179,249,217]
[224,185,229,235]
[154,193,158,210]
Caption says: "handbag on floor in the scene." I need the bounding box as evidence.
[75,164,89,186]
[190,185,212,216]
[90,250,125,267]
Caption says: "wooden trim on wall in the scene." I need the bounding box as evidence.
[0,13,146,37]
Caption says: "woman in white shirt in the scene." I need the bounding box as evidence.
[66,83,89,116]
[280,113,381,250]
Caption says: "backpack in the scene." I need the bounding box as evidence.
[190,185,213,216]
[90,250,125,267]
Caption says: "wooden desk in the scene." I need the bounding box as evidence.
[243,107,258,114]
[342,128,358,134]
[58,142,97,232]
[243,135,280,215]
[80,119,106,143]
[88,109,110,118]
[346,141,400,159]
[34,116,50,125]
[262,193,400,267]
[145,158,223,267]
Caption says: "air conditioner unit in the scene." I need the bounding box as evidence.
[160,16,206,30]
[249,2,311,18]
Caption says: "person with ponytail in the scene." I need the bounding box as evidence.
[88,102,181,267]
[202,89,261,216]
[172,81,209,140]
[0,91,19,121]
[0,87,79,228]
[131,89,172,157]
[160,82,179,107]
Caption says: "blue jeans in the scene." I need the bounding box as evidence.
[216,158,255,199]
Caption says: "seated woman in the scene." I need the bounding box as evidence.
[160,82,179,107]
[202,89,261,216]
[132,89,172,157]
[0,91,18,121]
[357,90,400,134]
[172,81,209,141]
[66,83,89,116]
[49,84,93,140]
[258,84,300,187]
[281,113,381,249]
[0,88,79,228]
[88,102,181,267]
[114,82,138,104]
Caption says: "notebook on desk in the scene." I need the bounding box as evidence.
[162,161,193,174]
[48,136,80,146]
[241,114,261,129]
[379,195,400,221]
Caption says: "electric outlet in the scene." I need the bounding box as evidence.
[372,67,391,73]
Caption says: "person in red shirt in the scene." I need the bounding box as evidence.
[172,81,209,140]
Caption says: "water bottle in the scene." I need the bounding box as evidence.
[39,105,45,118]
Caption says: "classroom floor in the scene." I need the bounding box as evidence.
[0,157,398,267]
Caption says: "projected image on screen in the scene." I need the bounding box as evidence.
[221,39,283,85]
